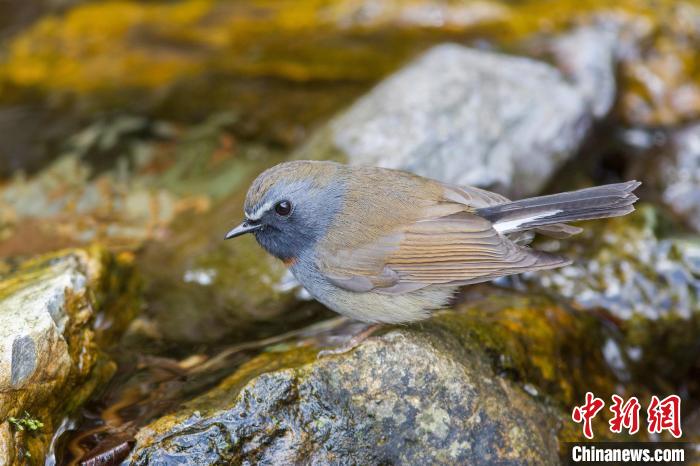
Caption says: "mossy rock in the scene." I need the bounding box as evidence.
[1,0,697,122]
[528,205,700,397]
[0,247,140,464]
[126,289,633,463]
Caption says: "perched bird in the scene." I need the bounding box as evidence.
[226,160,640,324]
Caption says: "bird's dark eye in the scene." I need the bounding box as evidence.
[274,200,292,216]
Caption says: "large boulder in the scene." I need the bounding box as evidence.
[129,333,559,465]
[127,291,625,465]
[0,247,139,464]
[293,44,594,198]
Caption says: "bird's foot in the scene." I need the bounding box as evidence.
[317,323,383,358]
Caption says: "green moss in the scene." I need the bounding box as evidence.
[0,0,692,86]
[1,0,697,153]
[8,413,44,433]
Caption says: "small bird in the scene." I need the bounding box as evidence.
[226,161,640,324]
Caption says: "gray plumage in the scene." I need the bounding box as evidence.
[226,161,641,323]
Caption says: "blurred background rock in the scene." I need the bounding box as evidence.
[0,0,699,464]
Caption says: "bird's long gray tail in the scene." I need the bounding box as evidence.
[477,180,641,234]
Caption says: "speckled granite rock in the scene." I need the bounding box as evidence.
[294,43,594,198]
[0,247,139,464]
[126,303,579,465]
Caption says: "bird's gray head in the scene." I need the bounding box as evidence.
[225,161,345,261]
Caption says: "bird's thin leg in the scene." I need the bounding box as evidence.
[317,323,383,358]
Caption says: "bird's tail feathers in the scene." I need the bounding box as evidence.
[477,180,641,235]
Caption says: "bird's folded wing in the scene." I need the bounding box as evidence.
[441,184,510,208]
[318,210,569,294]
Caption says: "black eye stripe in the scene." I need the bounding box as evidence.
[275,200,292,216]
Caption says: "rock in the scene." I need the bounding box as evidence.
[129,338,559,465]
[0,0,507,95]
[0,153,179,257]
[661,124,700,232]
[128,118,329,344]
[4,1,700,173]
[135,193,328,344]
[530,206,699,322]
[294,44,592,197]
[127,291,628,464]
[550,23,620,119]
[0,247,139,464]
[525,206,700,390]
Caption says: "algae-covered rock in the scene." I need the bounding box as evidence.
[445,293,617,409]
[127,119,326,344]
[126,289,629,464]
[293,44,592,197]
[0,152,179,257]
[129,331,560,465]
[0,247,139,464]
[527,206,700,390]
[0,0,504,94]
[135,189,326,344]
[0,0,500,174]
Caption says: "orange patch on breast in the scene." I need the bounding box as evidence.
[283,257,297,266]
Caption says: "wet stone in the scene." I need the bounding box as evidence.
[128,313,568,465]
[0,248,139,464]
[523,207,700,394]
[528,207,700,321]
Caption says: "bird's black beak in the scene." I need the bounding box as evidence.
[224,220,262,240]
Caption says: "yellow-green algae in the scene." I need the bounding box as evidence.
[0,247,141,464]
[434,292,615,408]
[1,0,698,125]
